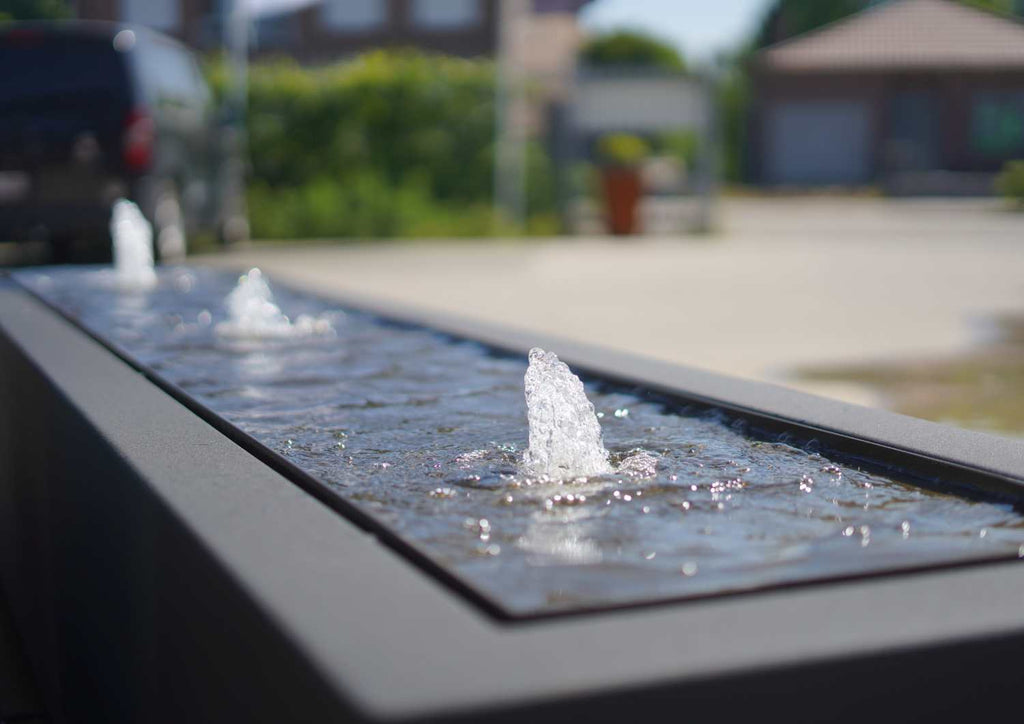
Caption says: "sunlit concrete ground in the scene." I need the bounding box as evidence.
[199,197,1024,422]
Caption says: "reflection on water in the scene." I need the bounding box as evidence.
[16,266,1024,615]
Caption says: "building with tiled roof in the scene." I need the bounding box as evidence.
[750,0,1024,192]
[72,0,593,64]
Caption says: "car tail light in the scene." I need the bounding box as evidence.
[4,29,43,44]
[123,107,154,172]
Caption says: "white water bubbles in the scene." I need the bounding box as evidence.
[521,348,657,481]
[215,268,334,340]
[110,198,157,291]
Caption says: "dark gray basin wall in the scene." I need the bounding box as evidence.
[3,282,1024,723]
[0,285,356,722]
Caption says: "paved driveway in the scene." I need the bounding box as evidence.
[198,197,1024,405]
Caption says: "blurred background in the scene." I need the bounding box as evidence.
[2,0,1024,437]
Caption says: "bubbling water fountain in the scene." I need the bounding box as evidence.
[110,198,157,291]
[215,268,333,339]
[522,348,659,481]
[522,348,614,478]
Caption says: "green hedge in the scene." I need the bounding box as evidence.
[995,159,1024,208]
[579,31,686,73]
[210,51,556,239]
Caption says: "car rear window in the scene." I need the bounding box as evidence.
[0,34,129,107]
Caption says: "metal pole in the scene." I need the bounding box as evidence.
[494,0,528,229]
[695,74,718,234]
[221,0,250,243]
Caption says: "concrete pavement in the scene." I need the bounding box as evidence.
[197,197,1024,406]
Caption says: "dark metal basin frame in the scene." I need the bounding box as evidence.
[2,274,1023,722]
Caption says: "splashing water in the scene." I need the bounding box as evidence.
[110,199,156,291]
[522,348,614,478]
[215,268,333,339]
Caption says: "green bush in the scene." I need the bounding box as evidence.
[656,130,700,170]
[995,159,1024,208]
[580,31,686,72]
[0,0,70,22]
[247,173,512,239]
[209,50,558,239]
[716,57,751,183]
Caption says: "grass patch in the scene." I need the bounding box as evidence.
[801,316,1024,437]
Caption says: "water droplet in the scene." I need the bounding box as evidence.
[623,494,632,502]
[979,528,988,539]
[614,408,629,418]
[682,562,698,577]
[641,506,650,514]
[681,501,691,511]
[643,551,656,560]
[900,520,911,538]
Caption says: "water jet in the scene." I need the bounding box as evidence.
[110,198,156,291]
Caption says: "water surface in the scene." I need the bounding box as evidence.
[16,266,1024,616]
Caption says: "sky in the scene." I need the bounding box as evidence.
[579,0,774,61]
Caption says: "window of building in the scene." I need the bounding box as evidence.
[121,0,181,32]
[410,0,480,30]
[322,0,386,32]
[971,91,1024,156]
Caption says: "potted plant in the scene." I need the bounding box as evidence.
[596,133,650,235]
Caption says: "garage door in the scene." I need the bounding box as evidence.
[765,100,871,185]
